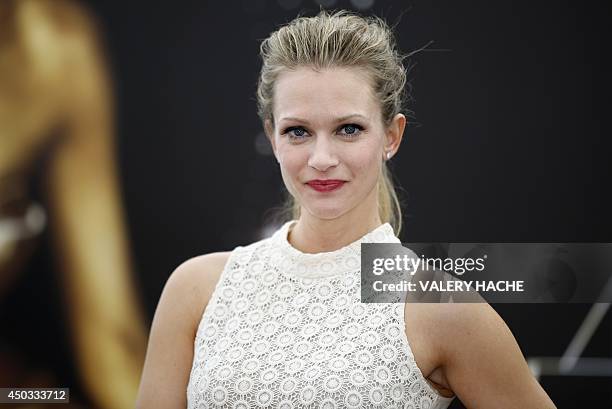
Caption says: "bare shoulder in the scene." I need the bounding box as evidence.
[172,252,232,291]
[407,302,515,352]
[408,302,516,374]
[169,251,233,333]
[418,302,518,358]
[413,302,501,337]
[413,302,556,408]
[135,251,232,409]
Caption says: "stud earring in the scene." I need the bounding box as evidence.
[386,151,392,160]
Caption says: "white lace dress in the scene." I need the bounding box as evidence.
[187,220,456,409]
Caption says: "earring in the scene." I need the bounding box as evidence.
[386,151,392,160]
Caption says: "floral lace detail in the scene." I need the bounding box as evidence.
[187,221,455,409]
[273,220,397,279]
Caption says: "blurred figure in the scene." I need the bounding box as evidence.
[0,0,146,408]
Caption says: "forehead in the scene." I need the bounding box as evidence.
[273,66,379,122]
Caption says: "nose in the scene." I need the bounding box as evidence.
[307,135,339,172]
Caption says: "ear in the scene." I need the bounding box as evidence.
[383,113,406,160]
[264,119,279,161]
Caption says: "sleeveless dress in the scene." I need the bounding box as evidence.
[187,220,456,409]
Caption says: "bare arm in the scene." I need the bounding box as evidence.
[136,252,230,409]
[433,303,556,408]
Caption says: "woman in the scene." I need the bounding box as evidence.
[136,10,556,408]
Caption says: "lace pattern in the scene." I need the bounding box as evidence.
[187,221,455,408]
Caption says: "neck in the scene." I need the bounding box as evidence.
[288,193,383,254]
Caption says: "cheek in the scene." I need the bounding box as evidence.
[278,146,306,175]
[346,143,382,179]
[277,146,308,194]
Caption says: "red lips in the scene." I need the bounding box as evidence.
[306,179,346,192]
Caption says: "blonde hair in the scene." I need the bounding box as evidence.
[257,9,408,235]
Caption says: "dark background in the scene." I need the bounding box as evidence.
[16,0,612,407]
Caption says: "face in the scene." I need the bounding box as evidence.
[266,66,404,221]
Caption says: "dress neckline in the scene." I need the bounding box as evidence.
[270,219,400,279]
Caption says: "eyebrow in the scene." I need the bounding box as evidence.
[279,114,369,123]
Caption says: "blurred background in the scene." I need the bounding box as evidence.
[0,0,610,407]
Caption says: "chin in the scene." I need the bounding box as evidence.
[303,203,352,220]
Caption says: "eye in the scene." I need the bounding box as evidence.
[338,124,364,138]
[283,126,309,141]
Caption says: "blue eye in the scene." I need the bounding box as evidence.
[284,126,308,141]
[282,124,364,141]
[339,124,364,137]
